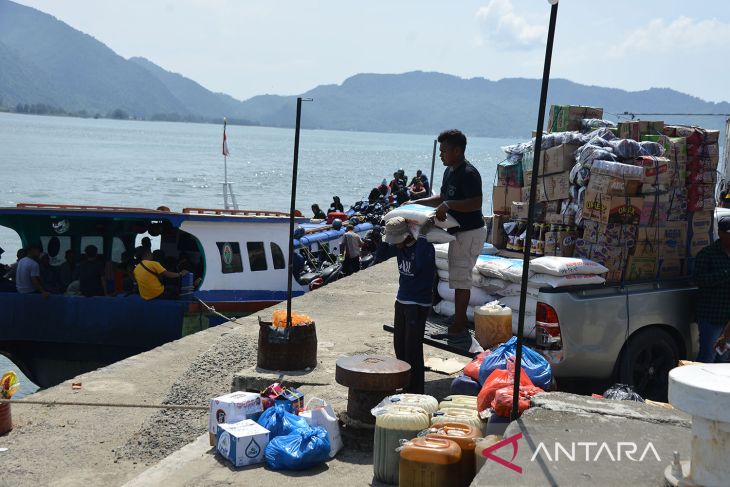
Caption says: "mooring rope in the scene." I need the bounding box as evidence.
[0,398,208,411]
[195,298,246,329]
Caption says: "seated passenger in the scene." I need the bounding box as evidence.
[39,253,62,293]
[58,249,78,291]
[134,248,188,300]
[409,179,427,200]
[15,243,49,297]
[78,245,107,297]
[311,204,326,220]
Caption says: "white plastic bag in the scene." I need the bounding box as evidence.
[528,273,605,288]
[437,269,450,281]
[433,300,475,321]
[434,243,450,260]
[298,397,343,458]
[435,257,449,271]
[495,283,540,298]
[498,295,538,315]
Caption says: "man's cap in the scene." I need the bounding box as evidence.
[384,217,410,244]
[719,216,730,233]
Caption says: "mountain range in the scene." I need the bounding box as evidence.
[1,0,728,137]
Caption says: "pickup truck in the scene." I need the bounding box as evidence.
[534,279,697,401]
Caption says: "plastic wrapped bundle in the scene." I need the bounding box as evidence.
[580,127,617,144]
[570,162,591,187]
[581,118,617,131]
[609,138,643,159]
[575,144,617,166]
[639,141,664,157]
[591,159,644,179]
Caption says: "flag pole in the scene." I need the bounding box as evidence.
[511,0,559,421]
[223,118,229,210]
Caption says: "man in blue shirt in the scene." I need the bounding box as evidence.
[384,216,436,394]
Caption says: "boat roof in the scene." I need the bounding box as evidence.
[0,203,307,225]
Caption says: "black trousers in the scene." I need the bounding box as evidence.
[342,257,360,276]
[393,301,429,394]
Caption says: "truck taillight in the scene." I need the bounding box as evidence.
[536,302,562,351]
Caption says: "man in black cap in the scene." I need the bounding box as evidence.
[693,215,730,362]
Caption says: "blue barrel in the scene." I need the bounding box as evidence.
[180,273,194,296]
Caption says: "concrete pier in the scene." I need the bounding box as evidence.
[0,259,696,486]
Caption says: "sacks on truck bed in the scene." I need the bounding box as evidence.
[433,300,475,322]
[437,281,496,307]
[528,256,608,276]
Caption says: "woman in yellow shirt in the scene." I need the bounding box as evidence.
[133,248,189,300]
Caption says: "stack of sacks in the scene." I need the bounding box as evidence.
[382,203,457,243]
[433,243,503,321]
[472,255,607,338]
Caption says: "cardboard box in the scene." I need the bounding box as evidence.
[664,126,720,145]
[574,239,628,270]
[642,135,688,165]
[625,256,657,281]
[657,259,685,279]
[583,221,637,247]
[216,420,270,467]
[662,222,687,259]
[633,156,679,186]
[511,201,545,221]
[690,236,711,258]
[274,387,304,413]
[583,190,643,226]
[619,121,664,141]
[487,214,506,249]
[544,212,575,225]
[497,159,523,187]
[536,171,571,202]
[536,143,580,176]
[547,105,603,133]
[492,185,522,215]
[639,193,669,228]
[587,173,642,196]
[209,391,264,446]
[557,228,578,257]
[690,211,714,240]
[543,229,559,255]
[688,184,715,212]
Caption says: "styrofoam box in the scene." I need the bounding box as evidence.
[216,420,270,467]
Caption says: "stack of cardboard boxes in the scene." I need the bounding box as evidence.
[490,104,720,283]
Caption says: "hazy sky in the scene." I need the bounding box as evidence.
[14,0,730,103]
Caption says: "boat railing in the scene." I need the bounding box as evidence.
[16,203,162,212]
[181,207,303,218]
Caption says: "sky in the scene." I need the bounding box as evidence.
[13,0,730,103]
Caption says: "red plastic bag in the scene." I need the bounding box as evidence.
[477,358,533,413]
[491,385,544,417]
[463,350,491,383]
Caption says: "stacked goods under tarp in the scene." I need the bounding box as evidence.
[488,103,719,284]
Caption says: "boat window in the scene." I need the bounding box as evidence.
[81,236,104,257]
[270,243,286,270]
[111,237,126,263]
[247,242,268,272]
[40,236,71,267]
[216,242,243,274]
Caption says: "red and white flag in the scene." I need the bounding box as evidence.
[222,120,230,156]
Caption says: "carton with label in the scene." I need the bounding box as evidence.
[492,185,522,215]
[642,135,687,165]
[536,171,571,202]
[639,193,669,228]
[633,156,679,187]
[497,159,524,187]
[216,420,270,467]
[657,259,686,279]
[582,190,643,226]
[209,391,264,446]
[547,105,603,132]
[625,256,658,281]
[587,173,642,197]
[557,228,578,257]
[662,222,687,259]
[619,121,665,141]
[535,143,580,176]
[583,221,637,248]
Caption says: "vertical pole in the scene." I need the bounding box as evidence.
[287,97,304,328]
[430,139,437,196]
[511,1,559,421]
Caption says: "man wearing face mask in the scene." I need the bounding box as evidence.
[419,129,485,340]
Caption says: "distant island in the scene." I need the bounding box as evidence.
[1,0,728,137]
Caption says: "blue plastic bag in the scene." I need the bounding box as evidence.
[265,426,331,471]
[478,336,552,390]
[256,403,308,439]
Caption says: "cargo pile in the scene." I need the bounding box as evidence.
[209,383,342,470]
[491,104,719,283]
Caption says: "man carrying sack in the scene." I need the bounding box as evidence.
[420,129,486,339]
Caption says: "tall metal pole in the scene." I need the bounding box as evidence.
[511,0,559,420]
[429,139,437,196]
[286,97,312,327]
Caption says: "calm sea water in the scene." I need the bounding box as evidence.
[0,112,519,395]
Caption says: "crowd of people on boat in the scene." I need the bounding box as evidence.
[0,236,200,301]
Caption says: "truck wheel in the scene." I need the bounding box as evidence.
[617,328,679,402]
